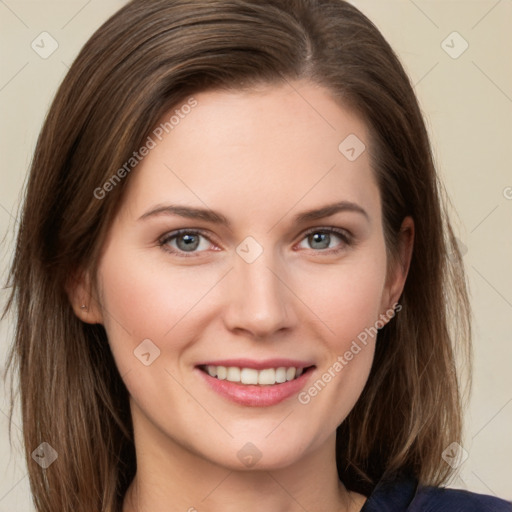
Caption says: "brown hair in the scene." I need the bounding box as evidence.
[4,0,471,510]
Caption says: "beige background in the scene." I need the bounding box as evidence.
[1,0,511,509]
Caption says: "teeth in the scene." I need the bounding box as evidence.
[258,368,275,385]
[204,365,306,385]
[275,367,287,383]
[240,368,258,385]
[226,367,241,382]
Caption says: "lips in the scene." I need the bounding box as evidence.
[195,359,316,407]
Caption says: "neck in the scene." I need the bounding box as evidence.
[122,408,364,512]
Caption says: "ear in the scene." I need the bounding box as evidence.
[381,216,414,313]
[66,268,104,324]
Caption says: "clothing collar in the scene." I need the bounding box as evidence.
[360,473,418,512]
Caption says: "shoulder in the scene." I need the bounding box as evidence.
[360,474,512,512]
[412,485,512,511]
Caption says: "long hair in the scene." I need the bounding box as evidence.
[3,0,471,510]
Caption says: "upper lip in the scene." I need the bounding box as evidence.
[195,358,315,370]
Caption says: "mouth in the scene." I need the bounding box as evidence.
[195,361,316,407]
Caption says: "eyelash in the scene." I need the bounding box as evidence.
[158,227,353,258]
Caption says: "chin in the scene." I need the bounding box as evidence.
[204,432,319,472]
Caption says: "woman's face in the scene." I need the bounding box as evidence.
[90,81,408,472]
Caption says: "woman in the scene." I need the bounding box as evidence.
[4,0,511,511]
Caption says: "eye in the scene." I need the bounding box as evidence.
[159,229,214,256]
[297,227,352,253]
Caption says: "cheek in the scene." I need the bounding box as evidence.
[294,250,388,347]
[292,247,387,416]
[95,243,219,369]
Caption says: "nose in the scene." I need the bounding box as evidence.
[222,251,297,339]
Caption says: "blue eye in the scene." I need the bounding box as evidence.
[159,229,212,256]
[298,228,351,252]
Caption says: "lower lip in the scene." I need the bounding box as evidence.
[197,367,314,407]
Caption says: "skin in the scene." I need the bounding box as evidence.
[72,81,413,512]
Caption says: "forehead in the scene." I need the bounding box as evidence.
[120,81,380,225]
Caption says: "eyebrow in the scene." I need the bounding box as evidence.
[138,204,232,226]
[292,201,369,223]
[138,200,368,226]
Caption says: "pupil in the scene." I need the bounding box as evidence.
[310,232,330,250]
[177,234,199,251]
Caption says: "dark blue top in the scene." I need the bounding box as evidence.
[361,474,512,511]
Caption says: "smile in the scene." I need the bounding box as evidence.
[196,361,316,407]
